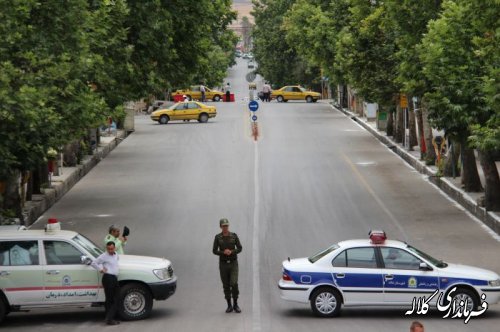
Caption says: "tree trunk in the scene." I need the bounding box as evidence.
[2,171,24,224]
[460,142,483,192]
[386,108,394,136]
[442,139,461,177]
[63,141,79,167]
[408,107,418,151]
[415,108,426,159]
[394,105,404,143]
[32,165,44,195]
[421,106,436,164]
[26,171,33,202]
[477,149,500,211]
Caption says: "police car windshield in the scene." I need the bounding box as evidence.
[73,234,104,258]
[407,244,448,268]
[308,244,340,263]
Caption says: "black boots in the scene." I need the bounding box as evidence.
[225,299,241,313]
[225,299,233,313]
[233,299,241,313]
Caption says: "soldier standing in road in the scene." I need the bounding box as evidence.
[92,241,121,325]
[213,218,242,313]
[104,225,127,254]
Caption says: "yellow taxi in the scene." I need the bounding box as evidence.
[173,85,224,102]
[271,85,321,103]
[150,101,216,124]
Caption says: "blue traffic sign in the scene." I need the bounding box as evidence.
[252,115,258,121]
[248,100,259,112]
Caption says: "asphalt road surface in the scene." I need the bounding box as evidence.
[10,58,500,331]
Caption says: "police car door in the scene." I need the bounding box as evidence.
[42,240,100,303]
[380,247,439,304]
[331,247,384,304]
[0,240,43,305]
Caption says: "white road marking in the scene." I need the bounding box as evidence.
[252,141,261,331]
[355,161,377,166]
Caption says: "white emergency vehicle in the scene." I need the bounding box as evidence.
[0,219,176,323]
[278,230,500,317]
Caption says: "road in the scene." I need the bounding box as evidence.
[9,58,500,331]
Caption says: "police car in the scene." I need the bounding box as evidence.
[278,230,500,317]
[0,219,177,323]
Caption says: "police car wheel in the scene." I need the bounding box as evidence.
[119,283,153,321]
[310,288,341,317]
[159,115,169,125]
[213,95,221,102]
[449,288,479,312]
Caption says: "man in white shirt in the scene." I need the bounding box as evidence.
[200,84,206,102]
[92,241,121,325]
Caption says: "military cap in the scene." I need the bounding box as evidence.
[220,218,230,226]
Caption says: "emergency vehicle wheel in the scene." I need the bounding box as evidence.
[159,115,169,125]
[449,288,479,312]
[213,95,221,102]
[119,283,153,320]
[310,287,341,317]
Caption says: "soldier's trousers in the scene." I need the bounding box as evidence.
[219,260,239,300]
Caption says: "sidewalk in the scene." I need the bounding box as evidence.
[325,101,500,236]
[22,130,127,226]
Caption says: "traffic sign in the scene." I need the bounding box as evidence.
[252,115,258,122]
[248,100,259,112]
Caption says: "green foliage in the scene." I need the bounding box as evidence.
[0,0,237,181]
[336,1,400,106]
[252,0,320,86]
[419,0,498,149]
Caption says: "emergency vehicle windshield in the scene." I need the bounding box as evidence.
[407,244,448,268]
[72,234,103,258]
[308,244,339,263]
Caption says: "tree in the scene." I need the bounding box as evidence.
[335,0,400,123]
[252,0,320,87]
[420,0,499,204]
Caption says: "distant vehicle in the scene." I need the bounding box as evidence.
[147,100,169,114]
[235,50,242,57]
[173,86,223,102]
[0,219,177,323]
[248,61,255,69]
[151,101,217,124]
[279,230,500,318]
[271,85,321,103]
[242,53,249,59]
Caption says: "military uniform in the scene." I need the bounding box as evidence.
[213,219,242,313]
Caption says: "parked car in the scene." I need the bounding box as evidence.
[173,86,224,102]
[151,101,217,124]
[278,230,500,317]
[0,219,177,323]
[271,85,321,103]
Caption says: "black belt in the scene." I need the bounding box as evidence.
[220,259,237,264]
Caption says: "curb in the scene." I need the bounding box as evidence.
[23,130,127,226]
[332,104,500,236]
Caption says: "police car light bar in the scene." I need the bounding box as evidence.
[369,230,386,244]
[45,217,61,233]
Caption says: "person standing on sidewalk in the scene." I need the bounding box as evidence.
[92,241,121,325]
[104,224,127,254]
[200,84,206,102]
[212,218,242,313]
[262,82,272,102]
[224,82,231,102]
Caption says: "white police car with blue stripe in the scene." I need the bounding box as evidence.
[278,230,500,317]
